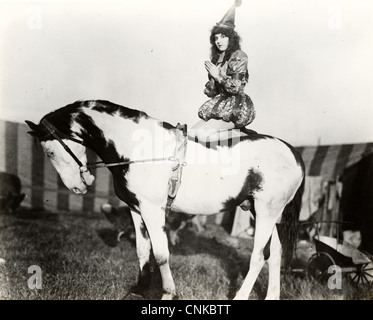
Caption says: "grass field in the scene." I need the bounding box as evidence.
[0,207,372,300]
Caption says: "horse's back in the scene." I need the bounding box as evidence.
[173,134,304,214]
[188,132,302,169]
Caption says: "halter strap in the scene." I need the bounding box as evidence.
[41,119,85,168]
[41,119,85,145]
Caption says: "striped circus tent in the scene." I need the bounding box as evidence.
[296,142,373,225]
[1,119,373,216]
[0,119,120,214]
[296,143,373,181]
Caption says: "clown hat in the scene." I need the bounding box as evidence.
[216,0,242,29]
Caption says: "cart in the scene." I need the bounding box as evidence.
[295,221,373,286]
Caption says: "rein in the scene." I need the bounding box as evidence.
[41,119,181,171]
[41,118,187,211]
[86,156,182,170]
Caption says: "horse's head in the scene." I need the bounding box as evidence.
[25,120,95,195]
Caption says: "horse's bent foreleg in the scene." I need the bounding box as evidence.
[140,199,176,300]
[130,210,152,296]
[265,225,282,300]
[234,203,281,300]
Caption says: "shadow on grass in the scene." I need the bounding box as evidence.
[167,225,254,300]
[96,228,121,248]
[94,221,264,300]
[0,207,267,300]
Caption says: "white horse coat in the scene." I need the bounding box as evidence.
[26,100,305,300]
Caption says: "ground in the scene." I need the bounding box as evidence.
[0,207,372,300]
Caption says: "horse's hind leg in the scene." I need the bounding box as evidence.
[266,226,282,300]
[129,210,152,297]
[234,202,281,300]
[140,199,176,300]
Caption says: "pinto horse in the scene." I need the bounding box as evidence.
[26,100,305,300]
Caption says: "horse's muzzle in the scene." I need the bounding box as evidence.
[80,167,95,187]
[73,187,87,195]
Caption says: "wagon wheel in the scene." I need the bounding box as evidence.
[307,252,336,283]
[348,262,373,286]
[348,251,373,286]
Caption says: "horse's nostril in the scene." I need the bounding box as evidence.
[73,188,81,194]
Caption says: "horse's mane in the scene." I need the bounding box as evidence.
[37,100,155,141]
[36,101,83,140]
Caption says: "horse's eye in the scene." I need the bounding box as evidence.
[46,151,54,158]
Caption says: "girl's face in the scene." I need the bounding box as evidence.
[214,33,229,52]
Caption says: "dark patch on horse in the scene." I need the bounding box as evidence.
[158,121,175,130]
[140,222,149,240]
[90,100,149,123]
[263,236,271,260]
[239,127,258,135]
[221,168,263,212]
[73,111,140,211]
[33,101,84,141]
[240,133,273,143]
[248,197,256,219]
[37,101,142,212]
[109,165,140,213]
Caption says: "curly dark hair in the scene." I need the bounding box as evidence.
[209,25,241,64]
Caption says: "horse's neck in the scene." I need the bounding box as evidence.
[79,110,175,160]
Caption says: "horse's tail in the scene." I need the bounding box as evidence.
[279,175,305,269]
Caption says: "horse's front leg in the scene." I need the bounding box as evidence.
[128,209,152,298]
[140,199,176,300]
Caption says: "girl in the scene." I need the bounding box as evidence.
[192,0,255,142]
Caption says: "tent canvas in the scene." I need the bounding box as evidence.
[340,153,373,253]
[298,143,373,181]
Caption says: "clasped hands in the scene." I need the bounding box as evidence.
[204,61,220,80]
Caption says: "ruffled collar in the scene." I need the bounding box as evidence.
[217,52,226,65]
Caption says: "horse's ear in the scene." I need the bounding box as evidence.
[25,120,40,137]
[25,120,38,130]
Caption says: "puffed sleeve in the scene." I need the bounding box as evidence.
[204,78,218,98]
[219,51,248,94]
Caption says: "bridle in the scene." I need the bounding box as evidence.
[41,118,187,210]
[40,119,180,177]
[41,119,87,168]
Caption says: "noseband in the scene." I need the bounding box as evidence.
[41,119,92,183]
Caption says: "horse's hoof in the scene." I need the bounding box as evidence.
[161,293,178,300]
[232,294,247,300]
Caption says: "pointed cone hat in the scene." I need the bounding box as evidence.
[216,0,242,29]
